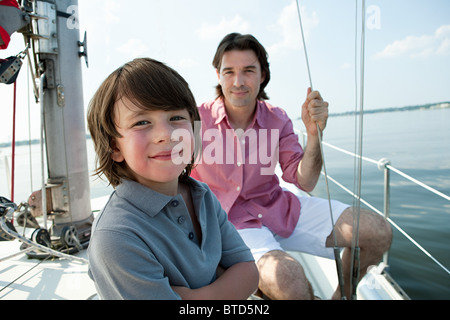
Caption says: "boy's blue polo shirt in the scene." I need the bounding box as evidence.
[88,178,254,300]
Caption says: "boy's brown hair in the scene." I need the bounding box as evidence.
[212,33,271,100]
[87,58,200,187]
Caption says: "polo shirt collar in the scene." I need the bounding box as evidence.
[115,178,207,218]
[212,98,267,128]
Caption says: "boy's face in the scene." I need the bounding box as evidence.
[111,97,194,194]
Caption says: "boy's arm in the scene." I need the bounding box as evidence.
[172,182,258,299]
[172,261,258,300]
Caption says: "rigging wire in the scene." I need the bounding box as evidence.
[295,0,346,300]
[39,74,48,230]
[25,39,34,193]
[349,0,366,300]
[11,81,17,205]
[294,127,450,277]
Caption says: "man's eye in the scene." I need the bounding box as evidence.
[171,116,186,121]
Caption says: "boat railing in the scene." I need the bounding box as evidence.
[295,128,450,277]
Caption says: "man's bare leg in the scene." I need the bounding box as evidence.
[326,208,393,300]
[256,250,314,300]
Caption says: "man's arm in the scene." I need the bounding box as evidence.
[296,88,329,192]
[171,261,259,300]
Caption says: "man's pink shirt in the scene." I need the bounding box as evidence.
[191,98,304,238]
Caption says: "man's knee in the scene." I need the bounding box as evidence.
[257,250,314,300]
[359,208,392,252]
[329,207,393,252]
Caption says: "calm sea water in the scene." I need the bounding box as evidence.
[0,107,449,299]
[294,107,450,300]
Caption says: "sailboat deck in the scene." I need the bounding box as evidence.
[0,240,95,300]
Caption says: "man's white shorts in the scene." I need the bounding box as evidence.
[237,196,350,262]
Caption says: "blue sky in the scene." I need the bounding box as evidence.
[1,0,450,143]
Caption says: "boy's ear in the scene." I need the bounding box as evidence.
[110,139,124,163]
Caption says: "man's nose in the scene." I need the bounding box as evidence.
[233,72,245,87]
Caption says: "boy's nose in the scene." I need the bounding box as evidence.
[152,122,173,143]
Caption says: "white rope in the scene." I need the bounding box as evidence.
[39,74,48,230]
[295,128,450,202]
[386,165,450,202]
[324,173,450,276]
[295,0,336,242]
[295,0,346,299]
[349,0,367,300]
[0,216,88,264]
[26,45,34,194]
[294,128,450,276]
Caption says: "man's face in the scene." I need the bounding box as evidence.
[216,49,265,110]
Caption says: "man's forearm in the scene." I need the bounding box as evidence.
[296,135,323,192]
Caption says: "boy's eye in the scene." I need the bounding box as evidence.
[171,115,186,121]
[134,120,150,126]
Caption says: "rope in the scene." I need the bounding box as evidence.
[326,172,450,276]
[0,215,88,264]
[294,127,450,276]
[39,74,48,230]
[26,45,34,193]
[349,0,366,300]
[295,0,346,299]
[294,129,450,203]
[11,81,17,204]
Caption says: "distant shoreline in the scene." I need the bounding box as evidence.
[1,101,449,148]
[0,134,92,149]
[327,101,450,118]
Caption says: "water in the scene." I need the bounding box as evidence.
[0,139,114,204]
[1,107,449,299]
[294,107,450,300]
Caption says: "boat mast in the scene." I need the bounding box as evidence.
[35,0,93,243]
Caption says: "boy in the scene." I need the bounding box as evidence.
[87,58,258,300]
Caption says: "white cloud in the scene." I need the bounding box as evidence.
[172,58,199,69]
[340,63,352,70]
[103,1,121,24]
[116,38,149,58]
[197,15,250,40]
[376,24,450,59]
[437,38,450,56]
[267,1,319,56]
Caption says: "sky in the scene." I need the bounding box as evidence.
[1,0,450,144]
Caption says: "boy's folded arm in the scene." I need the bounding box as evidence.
[171,261,259,300]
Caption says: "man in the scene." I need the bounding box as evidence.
[191,33,392,300]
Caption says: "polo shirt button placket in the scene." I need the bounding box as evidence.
[177,216,185,224]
